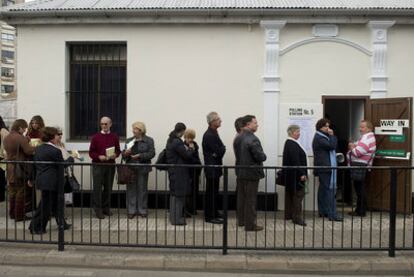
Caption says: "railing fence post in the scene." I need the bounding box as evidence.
[222,167,228,255]
[58,163,65,251]
[388,168,397,258]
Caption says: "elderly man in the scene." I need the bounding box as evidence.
[348,120,376,217]
[202,112,226,224]
[234,115,267,231]
[89,116,121,219]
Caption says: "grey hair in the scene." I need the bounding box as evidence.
[287,124,300,137]
[206,112,219,125]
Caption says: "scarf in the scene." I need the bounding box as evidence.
[315,131,337,190]
[287,137,309,176]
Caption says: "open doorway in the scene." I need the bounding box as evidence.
[323,96,368,204]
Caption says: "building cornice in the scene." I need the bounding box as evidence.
[3,10,414,25]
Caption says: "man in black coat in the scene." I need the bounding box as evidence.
[234,115,267,231]
[202,112,226,224]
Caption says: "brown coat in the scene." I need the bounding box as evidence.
[3,131,35,184]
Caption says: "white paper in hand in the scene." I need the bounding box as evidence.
[126,140,135,150]
[105,146,115,157]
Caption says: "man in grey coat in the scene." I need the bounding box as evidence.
[234,115,267,231]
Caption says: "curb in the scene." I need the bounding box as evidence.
[0,243,413,274]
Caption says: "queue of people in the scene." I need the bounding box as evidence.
[0,112,376,233]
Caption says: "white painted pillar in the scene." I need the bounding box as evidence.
[368,21,395,99]
[260,20,286,193]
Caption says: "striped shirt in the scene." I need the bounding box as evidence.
[349,132,376,165]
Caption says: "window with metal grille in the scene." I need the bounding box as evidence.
[67,43,126,140]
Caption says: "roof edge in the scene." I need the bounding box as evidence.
[2,8,414,25]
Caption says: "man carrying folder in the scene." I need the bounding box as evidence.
[89,116,121,219]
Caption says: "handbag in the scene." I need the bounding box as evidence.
[155,149,168,171]
[349,153,374,182]
[117,160,135,184]
[350,161,368,182]
[275,169,285,186]
[64,166,80,192]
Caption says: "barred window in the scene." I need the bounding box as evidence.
[68,43,126,140]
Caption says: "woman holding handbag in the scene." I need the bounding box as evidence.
[122,122,155,219]
[29,127,74,234]
[347,120,376,217]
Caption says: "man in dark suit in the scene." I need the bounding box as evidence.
[234,115,267,231]
[29,127,74,235]
[202,112,226,224]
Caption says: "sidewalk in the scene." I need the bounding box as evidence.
[0,242,413,275]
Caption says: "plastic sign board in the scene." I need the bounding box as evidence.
[376,149,406,158]
[389,135,406,143]
[380,119,409,128]
[375,126,403,135]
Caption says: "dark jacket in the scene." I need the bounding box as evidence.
[166,136,194,196]
[123,135,155,174]
[185,140,202,176]
[312,131,337,176]
[202,127,226,179]
[34,143,74,191]
[282,139,307,191]
[234,130,267,181]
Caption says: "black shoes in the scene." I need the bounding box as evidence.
[30,229,47,235]
[293,220,307,226]
[328,216,343,222]
[95,211,105,219]
[206,218,223,224]
[103,210,113,216]
[172,221,187,226]
[63,223,72,230]
[15,215,32,222]
[348,211,366,217]
[245,225,264,231]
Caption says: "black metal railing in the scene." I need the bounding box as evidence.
[0,161,412,257]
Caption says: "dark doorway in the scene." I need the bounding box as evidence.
[323,97,367,204]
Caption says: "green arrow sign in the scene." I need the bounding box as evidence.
[376,149,406,157]
[389,135,406,143]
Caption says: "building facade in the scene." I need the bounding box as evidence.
[1,0,412,210]
[0,0,24,125]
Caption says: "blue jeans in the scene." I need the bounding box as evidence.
[318,174,338,219]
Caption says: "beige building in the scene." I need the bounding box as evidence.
[0,0,412,211]
[0,0,24,125]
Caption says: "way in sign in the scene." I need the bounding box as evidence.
[380,119,409,128]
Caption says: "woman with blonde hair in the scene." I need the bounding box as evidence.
[183,128,202,216]
[122,121,155,219]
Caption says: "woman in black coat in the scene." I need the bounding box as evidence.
[166,123,195,225]
[29,127,74,235]
[282,125,307,226]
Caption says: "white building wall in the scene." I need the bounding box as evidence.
[16,24,265,189]
[15,22,414,196]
